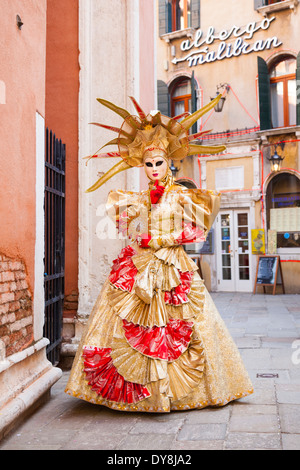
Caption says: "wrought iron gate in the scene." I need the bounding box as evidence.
[44,128,66,365]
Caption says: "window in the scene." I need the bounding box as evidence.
[270,57,296,128]
[159,0,200,37]
[257,54,299,131]
[170,0,191,32]
[255,0,298,13]
[170,79,191,117]
[266,172,300,249]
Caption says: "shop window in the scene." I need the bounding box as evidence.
[266,172,300,249]
[270,57,296,128]
[257,53,300,131]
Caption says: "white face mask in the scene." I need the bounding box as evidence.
[143,156,169,182]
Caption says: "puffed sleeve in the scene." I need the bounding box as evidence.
[106,189,142,238]
[148,186,220,250]
[180,187,221,236]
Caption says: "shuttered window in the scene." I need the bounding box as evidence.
[257,53,300,130]
[257,57,272,130]
[270,58,296,128]
[159,0,200,35]
[254,0,266,8]
[157,80,170,116]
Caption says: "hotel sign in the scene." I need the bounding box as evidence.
[172,16,282,67]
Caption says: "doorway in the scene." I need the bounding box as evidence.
[216,209,252,292]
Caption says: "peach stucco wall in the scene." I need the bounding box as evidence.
[0,0,47,293]
[45,0,79,306]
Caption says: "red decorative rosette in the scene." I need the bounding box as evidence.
[82,346,151,403]
[164,271,194,305]
[122,318,193,361]
[176,223,205,244]
[109,246,138,292]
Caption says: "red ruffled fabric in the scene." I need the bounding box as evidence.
[164,271,194,305]
[83,346,151,403]
[122,318,193,361]
[109,246,138,292]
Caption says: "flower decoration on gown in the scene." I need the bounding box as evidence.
[65,94,254,412]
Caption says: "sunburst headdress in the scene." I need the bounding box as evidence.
[85,94,226,192]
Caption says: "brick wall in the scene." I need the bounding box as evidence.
[0,253,34,358]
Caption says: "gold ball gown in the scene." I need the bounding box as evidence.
[65,171,254,412]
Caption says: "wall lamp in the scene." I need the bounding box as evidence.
[211,83,230,113]
[269,145,284,172]
[170,160,179,177]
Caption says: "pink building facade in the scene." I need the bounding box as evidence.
[0,0,62,439]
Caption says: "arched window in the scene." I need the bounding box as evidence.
[266,172,300,249]
[170,78,192,117]
[270,56,296,128]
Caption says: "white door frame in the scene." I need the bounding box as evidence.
[216,207,254,292]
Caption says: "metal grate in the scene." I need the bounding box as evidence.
[257,373,279,378]
[44,128,66,365]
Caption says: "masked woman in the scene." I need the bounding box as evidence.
[65,95,253,412]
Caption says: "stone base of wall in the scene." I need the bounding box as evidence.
[0,338,62,441]
[0,253,33,357]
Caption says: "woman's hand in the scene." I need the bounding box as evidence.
[150,180,165,204]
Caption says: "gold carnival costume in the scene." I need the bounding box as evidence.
[65,95,253,412]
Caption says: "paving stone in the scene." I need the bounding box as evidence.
[281,433,300,450]
[184,406,230,424]
[238,385,277,405]
[276,384,300,405]
[261,337,294,349]
[177,423,227,441]
[129,419,184,435]
[279,404,300,433]
[62,431,129,450]
[118,433,176,450]
[170,439,224,450]
[0,426,74,448]
[268,329,299,338]
[228,414,280,433]
[1,443,62,450]
[225,432,281,450]
[231,404,277,416]
[235,336,261,349]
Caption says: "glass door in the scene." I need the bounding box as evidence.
[235,212,251,291]
[216,210,252,291]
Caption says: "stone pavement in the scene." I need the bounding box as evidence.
[1,292,300,451]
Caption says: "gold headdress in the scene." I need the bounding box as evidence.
[85,95,226,192]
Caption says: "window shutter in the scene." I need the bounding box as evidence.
[190,0,201,29]
[296,51,300,126]
[257,56,272,131]
[254,0,265,9]
[157,80,170,116]
[159,0,168,36]
[191,71,198,133]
